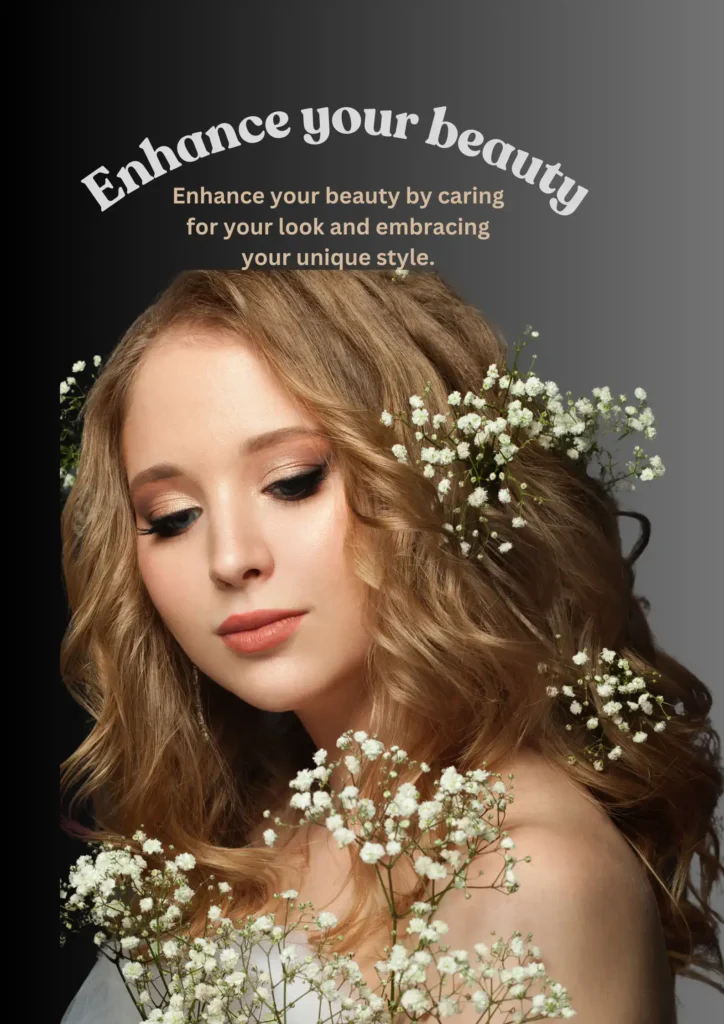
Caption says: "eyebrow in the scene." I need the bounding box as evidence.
[128,427,326,494]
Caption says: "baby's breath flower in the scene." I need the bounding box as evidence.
[361,738,384,759]
[333,827,356,847]
[360,842,386,864]
[61,733,584,1022]
[378,328,663,572]
[400,989,431,1014]
[468,486,488,507]
[545,646,673,769]
[290,768,315,792]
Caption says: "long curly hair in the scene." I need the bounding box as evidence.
[60,269,723,992]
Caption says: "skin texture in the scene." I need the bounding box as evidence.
[122,328,372,749]
[122,328,677,1023]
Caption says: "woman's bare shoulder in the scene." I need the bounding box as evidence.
[484,746,611,832]
[439,748,676,1022]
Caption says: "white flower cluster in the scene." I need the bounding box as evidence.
[59,355,102,401]
[60,355,103,495]
[61,828,364,1023]
[380,327,665,561]
[273,731,518,888]
[541,645,684,771]
[62,736,578,1021]
[373,930,574,1020]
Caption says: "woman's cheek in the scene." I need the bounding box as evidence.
[309,476,355,559]
[137,546,200,632]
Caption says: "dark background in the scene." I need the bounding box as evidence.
[48,2,723,1020]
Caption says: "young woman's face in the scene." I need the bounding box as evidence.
[122,328,372,715]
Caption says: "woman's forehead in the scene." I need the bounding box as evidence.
[121,332,315,467]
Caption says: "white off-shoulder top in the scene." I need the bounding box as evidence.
[61,935,347,1024]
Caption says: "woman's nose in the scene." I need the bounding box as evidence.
[207,496,274,588]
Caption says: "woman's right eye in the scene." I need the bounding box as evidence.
[137,507,202,538]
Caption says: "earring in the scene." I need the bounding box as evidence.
[192,665,211,742]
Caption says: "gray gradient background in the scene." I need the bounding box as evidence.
[60,1,722,1019]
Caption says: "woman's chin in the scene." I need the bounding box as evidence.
[224,679,318,715]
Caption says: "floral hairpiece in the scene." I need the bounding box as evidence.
[379,326,681,769]
[540,641,685,771]
[380,325,664,562]
[60,356,103,496]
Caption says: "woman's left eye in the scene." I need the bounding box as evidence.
[264,464,328,501]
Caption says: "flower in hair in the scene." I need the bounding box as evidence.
[540,644,686,771]
[380,326,665,562]
[60,355,103,496]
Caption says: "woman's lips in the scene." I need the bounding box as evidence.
[219,613,306,654]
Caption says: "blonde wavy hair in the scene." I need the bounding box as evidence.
[61,269,723,993]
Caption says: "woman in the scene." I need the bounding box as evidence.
[60,269,722,1022]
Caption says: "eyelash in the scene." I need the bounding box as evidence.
[136,463,329,539]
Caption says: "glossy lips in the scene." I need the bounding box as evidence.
[217,609,306,654]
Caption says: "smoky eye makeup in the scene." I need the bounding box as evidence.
[262,460,330,501]
[137,506,202,538]
[135,456,332,539]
